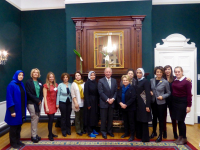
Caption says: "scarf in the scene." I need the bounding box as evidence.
[137,68,145,81]
[74,79,84,99]
[122,84,130,104]
[88,71,95,80]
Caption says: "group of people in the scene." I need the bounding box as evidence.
[4,65,192,149]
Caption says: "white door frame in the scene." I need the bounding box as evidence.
[154,33,197,125]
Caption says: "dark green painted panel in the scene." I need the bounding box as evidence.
[65,1,153,78]
[21,9,66,84]
[152,4,200,94]
[0,1,21,102]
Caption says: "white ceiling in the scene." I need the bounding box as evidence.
[6,0,200,11]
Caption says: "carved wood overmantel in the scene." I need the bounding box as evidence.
[72,15,145,75]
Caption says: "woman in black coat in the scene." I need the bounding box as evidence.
[135,68,152,142]
[84,71,99,138]
[25,68,43,143]
[117,75,136,141]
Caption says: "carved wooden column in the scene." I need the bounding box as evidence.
[74,20,84,71]
[133,18,144,69]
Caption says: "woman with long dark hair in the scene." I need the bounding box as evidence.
[163,65,178,139]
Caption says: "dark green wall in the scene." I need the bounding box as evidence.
[0,1,21,102]
[21,9,66,84]
[152,4,200,94]
[65,1,153,78]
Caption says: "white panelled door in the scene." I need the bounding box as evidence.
[155,34,197,125]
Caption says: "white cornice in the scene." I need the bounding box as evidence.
[64,0,144,4]
[65,0,200,5]
[153,0,200,5]
[6,0,22,11]
[6,0,65,11]
[5,0,200,11]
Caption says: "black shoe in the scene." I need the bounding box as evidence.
[48,136,54,141]
[155,135,162,143]
[141,139,150,142]
[31,137,39,143]
[174,132,178,139]
[128,136,134,141]
[77,132,82,136]
[11,144,21,149]
[108,133,114,137]
[150,132,157,139]
[52,134,58,137]
[18,141,25,147]
[163,131,167,139]
[102,134,107,139]
[67,131,71,135]
[62,132,67,137]
[36,135,41,141]
[121,134,129,138]
[81,131,86,134]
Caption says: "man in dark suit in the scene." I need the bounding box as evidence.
[98,68,117,139]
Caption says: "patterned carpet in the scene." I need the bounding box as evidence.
[2,139,197,150]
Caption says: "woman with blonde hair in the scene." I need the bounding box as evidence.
[171,66,192,145]
[117,75,136,141]
[25,68,43,143]
[43,72,58,141]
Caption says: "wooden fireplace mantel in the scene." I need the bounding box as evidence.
[72,15,146,84]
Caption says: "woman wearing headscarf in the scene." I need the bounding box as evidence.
[84,71,99,138]
[117,75,136,141]
[135,68,152,142]
[25,68,43,143]
[71,71,85,136]
[4,70,27,149]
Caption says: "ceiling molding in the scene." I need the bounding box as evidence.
[153,0,200,5]
[6,0,65,11]
[5,0,200,11]
[6,0,22,11]
[20,6,65,11]
[64,0,144,4]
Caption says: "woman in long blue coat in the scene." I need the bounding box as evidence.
[4,70,27,149]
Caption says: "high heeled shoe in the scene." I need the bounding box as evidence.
[150,132,157,139]
[155,135,162,142]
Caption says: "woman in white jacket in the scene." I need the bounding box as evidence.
[71,71,85,136]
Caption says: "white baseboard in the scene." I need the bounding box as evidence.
[0,101,7,128]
